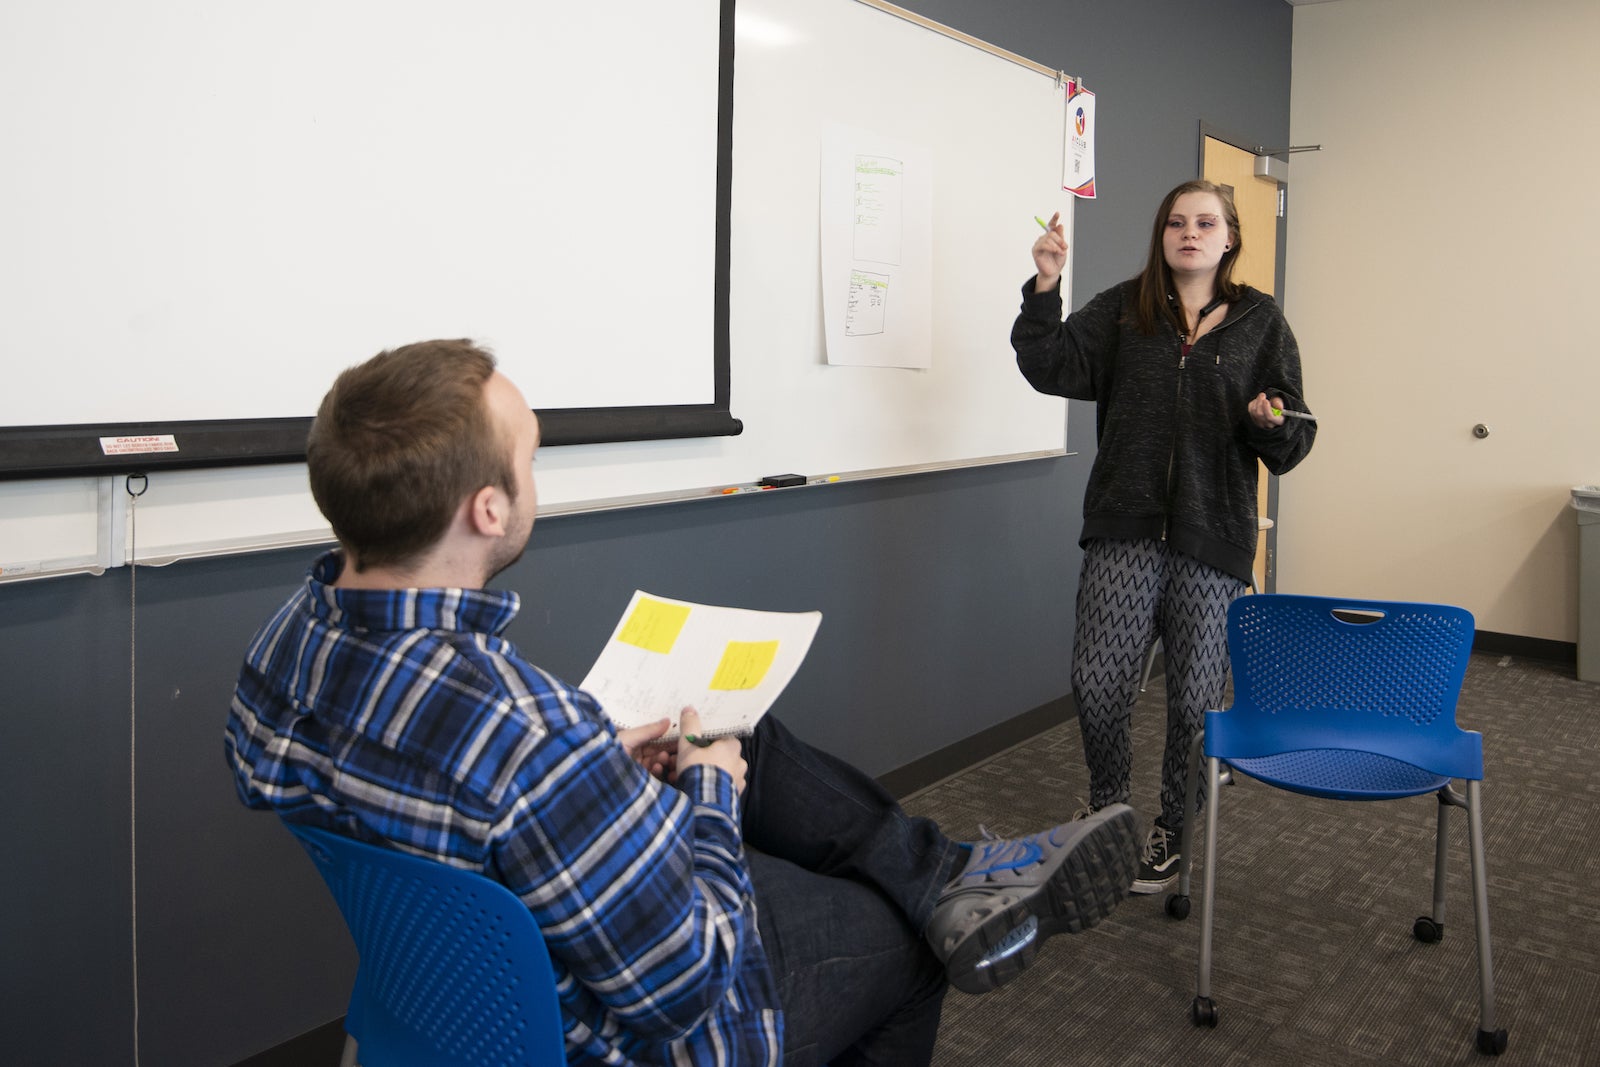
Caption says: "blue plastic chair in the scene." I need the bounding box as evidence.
[283,822,567,1066]
[1165,594,1508,1056]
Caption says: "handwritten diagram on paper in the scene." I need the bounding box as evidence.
[846,270,889,336]
[820,124,932,368]
[581,590,822,739]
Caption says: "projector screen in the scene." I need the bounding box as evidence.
[0,0,736,475]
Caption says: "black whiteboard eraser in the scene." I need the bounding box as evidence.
[757,473,805,488]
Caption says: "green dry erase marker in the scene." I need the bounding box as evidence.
[1270,407,1318,421]
[1035,215,1050,231]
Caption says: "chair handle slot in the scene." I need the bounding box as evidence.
[1330,608,1386,625]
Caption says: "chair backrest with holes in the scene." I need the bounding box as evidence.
[1208,595,1482,781]
[284,822,567,1067]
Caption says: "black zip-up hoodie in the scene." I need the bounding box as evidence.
[1011,277,1315,583]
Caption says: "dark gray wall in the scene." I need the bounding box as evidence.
[0,2,1291,1062]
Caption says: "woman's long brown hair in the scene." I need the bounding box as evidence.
[1130,180,1244,336]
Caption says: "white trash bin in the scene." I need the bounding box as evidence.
[1575,486,1600,683]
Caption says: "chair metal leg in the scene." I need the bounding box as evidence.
[1466,779,1508,1053]
[339,1035,359,1067]
[1192,755,1223,1025]
[1420,787,1452,939]
[1433,790,1451,924]
[1173,731,1206,903]
[1139,639,1160,692]
[1416,781,1507,1053]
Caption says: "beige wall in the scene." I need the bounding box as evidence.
[1282,0,1600,641]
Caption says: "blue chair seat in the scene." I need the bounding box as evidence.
[1227,748,1450,800]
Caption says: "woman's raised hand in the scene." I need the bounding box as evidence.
[1032,211,1068,292]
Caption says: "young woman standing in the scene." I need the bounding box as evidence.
[1011,180,1315,892]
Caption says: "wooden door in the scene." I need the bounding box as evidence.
[1202,136,1279,589]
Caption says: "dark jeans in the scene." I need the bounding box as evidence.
[739,715,961,1066]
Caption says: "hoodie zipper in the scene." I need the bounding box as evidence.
[1163,333,1187,541]
[1160,302,1257,540]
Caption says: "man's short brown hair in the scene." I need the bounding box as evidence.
[307,339,517,571]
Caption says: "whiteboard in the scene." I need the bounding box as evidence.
[0,0,1073,575]
[532,0,1075,512]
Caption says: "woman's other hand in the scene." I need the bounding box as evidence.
[1248,392,1287,430]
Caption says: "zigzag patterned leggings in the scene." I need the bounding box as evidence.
[1072,538,1245,828]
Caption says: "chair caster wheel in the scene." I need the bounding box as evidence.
[1166,894,1191,920]
[1476,1027,1508,1055]
[1413,916,1443,943]
[1191,996,1218,1028]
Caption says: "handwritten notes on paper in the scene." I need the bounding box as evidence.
[851,154,904,264]
[819,124,932,367]
[615,596,692,653]
[844,154,900,337]
[709,641,781,690]
[581,590,822,739]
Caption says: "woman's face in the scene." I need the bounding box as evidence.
[1162,191,1232,280]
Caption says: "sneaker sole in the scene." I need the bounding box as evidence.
[945,804,1140,995]
[1130,871,1179,895]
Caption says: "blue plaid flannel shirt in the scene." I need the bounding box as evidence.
[225,552,782,1065]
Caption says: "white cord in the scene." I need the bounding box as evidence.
[126,474,147,1067]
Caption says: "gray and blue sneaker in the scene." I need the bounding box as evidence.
[927,804,1139,994]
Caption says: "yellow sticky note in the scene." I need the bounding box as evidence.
[617,597,692,654]
[709,640,780,691]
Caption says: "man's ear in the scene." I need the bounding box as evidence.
[464,484,507,537]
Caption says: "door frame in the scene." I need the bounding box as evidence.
[1197,121,1290,591]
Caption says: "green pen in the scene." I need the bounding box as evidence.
[1270,407,1318,421]
[1035,215,1050,232]
[682,733,717,748]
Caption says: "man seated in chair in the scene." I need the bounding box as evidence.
[225,340,1139,1066]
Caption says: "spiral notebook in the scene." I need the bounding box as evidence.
[581,590,823,740]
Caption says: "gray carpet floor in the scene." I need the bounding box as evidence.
[901,653,1600,1066]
